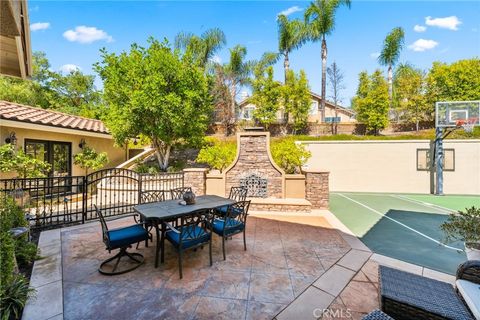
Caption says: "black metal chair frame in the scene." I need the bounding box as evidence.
[228,186,248,202]
[162,209,213,279]
[140,190,167,204]
[170,187,193,200]
[214,200,250,260]
[95,205,151,276]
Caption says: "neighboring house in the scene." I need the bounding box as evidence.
[0,0,32,79]
[237,91,356,124]
[0,101,126,178]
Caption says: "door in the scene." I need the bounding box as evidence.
[25,140,72,177]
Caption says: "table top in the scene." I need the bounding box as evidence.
[133,195,234,220]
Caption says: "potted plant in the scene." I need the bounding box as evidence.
[441,206,480,260]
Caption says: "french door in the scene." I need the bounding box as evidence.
[25,140,72,177]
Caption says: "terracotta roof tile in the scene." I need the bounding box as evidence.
[0,101,109,134]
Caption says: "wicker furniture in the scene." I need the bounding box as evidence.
[379,265,474,320]
[362,310,394,320]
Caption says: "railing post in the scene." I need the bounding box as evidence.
[82,175,87,224]
[138,174,142,205]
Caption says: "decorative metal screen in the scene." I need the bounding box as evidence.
[239,174,267,198]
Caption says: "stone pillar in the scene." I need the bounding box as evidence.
[183,168,208,195]
[304,170,329,209]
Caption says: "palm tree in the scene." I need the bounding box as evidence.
[174,28,226,67]
[277,14,307,82]
[304,0,351,122]
[378,27,405,111]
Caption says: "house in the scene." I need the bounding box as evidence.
[0,0,32,79]
[237,91,356,124]
[0,101,127,178]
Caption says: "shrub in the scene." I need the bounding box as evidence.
[271,138,311,174]
[0,232,16,287]
[441,206,480,249]
[0,275,35,320]
[196,138,236,173]
[73,146,109,175]
[0,144,51,178]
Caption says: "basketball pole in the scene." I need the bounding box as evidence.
[434,127,444,195]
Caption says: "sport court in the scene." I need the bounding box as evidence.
[330,192,480,275]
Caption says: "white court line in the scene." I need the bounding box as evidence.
[336,193,462,251]
[390,195,455,214]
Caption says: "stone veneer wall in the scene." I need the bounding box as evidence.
[304,170,329,209]
[183,168,208,195]
[225,132,284,198]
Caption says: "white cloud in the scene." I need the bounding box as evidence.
[211,55,222,64]
[63,26,113,44]
[408,39,439,52]
[59,64,81,73]
[370,52,380,59]
[278,6,303,17]
[425,16,461,31]
[413,25,426,33]
[30,22,50,31]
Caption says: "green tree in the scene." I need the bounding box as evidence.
[304,0,351,122]
[277,14,307,82]
[0,144,51,178]
[95,38,212,171]
[251,66,282,129]
[394,63,429,131]
[378,27,405,110]
[282,69,311,133]
[352,70,389,135]
[196,138,236,173]
[426,58,480,104]
[271,138,312,174]
[73,146,109,175]
[327,61,345,134]
[174,28,226,67]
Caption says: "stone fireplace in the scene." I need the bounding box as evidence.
[224,130,285,199]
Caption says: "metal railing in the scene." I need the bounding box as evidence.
[0,169,184,230]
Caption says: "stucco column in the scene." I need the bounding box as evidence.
[183,168,208,196]
[304,169,330,209]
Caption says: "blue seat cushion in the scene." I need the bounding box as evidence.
[216,206,243,216]
[107,224,149,249]
[166,225,210,249]
[212,218,244,236]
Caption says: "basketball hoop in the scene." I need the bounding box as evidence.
[456,119,477,133]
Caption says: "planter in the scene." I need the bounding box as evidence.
[465,242,480,260]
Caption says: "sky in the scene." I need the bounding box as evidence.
[28,0,480,107]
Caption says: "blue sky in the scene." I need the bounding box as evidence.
[29,1,480,107]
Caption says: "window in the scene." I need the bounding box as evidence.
[25,139,72,176]
[309,101,318,115]
[243,106,255,120]
[325,117,341,123]
[416,148,455,171]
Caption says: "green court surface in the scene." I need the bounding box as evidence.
[330,192,480,275]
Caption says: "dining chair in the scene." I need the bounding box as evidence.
[211,200,251,260]
[163,209,213,279]
[140,190,167,204]
[170,187,193,200]
[217,186,248,216]
[95,205,150,275]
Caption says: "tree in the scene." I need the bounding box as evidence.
[95,38,212,171]
[426,58,480,104]
[304,0,351,122]
[211,65,235,135]
[73,146,109,175]
[174,28,226,68]
[196,138,236,173]
[394,63,428,131]
[271,137,312,174]
[277,14,307,82]
[282,69,311,133]
[0,144,51,178]
[352,70,389,135]
[378,27,405,112]
[327,61,345,134]
[251,66,282,129]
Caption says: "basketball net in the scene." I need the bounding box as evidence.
[456,119,476,133]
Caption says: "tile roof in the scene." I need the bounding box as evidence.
[0,101,109,134]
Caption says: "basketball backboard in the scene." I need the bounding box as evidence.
[435,101,480,128]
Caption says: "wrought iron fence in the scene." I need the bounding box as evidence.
[0,169,184,230]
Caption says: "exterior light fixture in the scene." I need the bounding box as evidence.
[79,138,86,149]
[5,132,17,145]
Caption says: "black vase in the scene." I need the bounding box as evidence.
[183,190,196,205]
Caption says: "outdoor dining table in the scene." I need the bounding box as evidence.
[133,195,235,268]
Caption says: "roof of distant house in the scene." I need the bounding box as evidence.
[0,101,109,134]
[238,91,356,116]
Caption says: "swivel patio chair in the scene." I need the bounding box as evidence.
[163,209,213,279]
[217,186,248,216]
[211,200,250,260]
[170,187,193,200]
[95,205,151,275]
